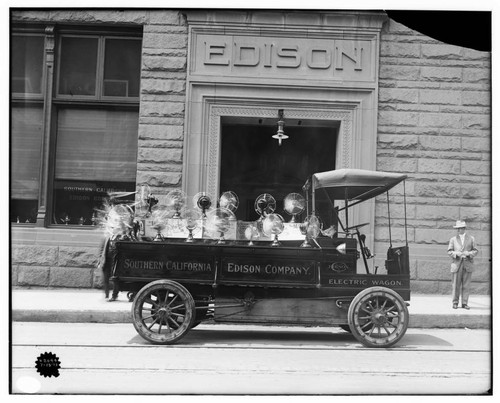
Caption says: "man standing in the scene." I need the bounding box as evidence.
[447,220,478,309]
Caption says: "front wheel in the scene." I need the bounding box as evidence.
[131,280,195,345]
[347,287,409,348]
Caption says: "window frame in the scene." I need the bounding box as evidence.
[55,31,142,103]
[50,28,142,227]
[10,23,142,228]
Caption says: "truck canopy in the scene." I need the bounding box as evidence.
[311,168,407,202]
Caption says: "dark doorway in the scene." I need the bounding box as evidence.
[220,117,338,226]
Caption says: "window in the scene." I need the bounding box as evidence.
[58,36,99,96]
[53,109,138,225]
[52,31,141,225]
[11,34,44,95]
[57,34,141,100]
[10,106,44,223]
[10,32,45,223]
[10,25,142,226]
[103,38,142,97]
[220,119,337,227]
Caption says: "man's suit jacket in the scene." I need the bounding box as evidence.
[447,233,478,272]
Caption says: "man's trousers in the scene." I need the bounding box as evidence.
[452,262,472,305]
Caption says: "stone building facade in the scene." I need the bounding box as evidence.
[10,9,491,294]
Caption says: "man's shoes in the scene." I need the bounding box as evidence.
[462,304,470,310]
[453,303,458,309]
[108,296,117,302]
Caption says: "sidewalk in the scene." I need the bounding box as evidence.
[11,288,491,329]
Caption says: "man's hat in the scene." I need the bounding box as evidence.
[453,220,467,228]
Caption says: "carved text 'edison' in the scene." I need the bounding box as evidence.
[204,40,364,71]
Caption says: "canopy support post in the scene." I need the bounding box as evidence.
[344,188,348,232]
[302,178,311,217]
[404,180,408,247]
[387,191,392,248]
[311,179,316,217]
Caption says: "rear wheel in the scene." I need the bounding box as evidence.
[131,280,195,345]
[347,287,409,348]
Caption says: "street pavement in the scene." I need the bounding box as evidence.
[11,287,491,329]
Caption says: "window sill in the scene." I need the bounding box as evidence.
[11,225,104,247]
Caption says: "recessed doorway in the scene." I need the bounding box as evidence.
[220,116,339,226]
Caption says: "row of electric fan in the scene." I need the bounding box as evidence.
[97,185,322,246]
[134,187,307,222]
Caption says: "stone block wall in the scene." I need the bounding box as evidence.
[12,244,99,288]
[375,18,491,294]
[136,11,188,197]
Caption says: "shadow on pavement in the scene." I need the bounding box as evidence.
[125,327,461,349]
[396,333,453,347]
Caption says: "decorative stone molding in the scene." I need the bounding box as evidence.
[37,25,56,227]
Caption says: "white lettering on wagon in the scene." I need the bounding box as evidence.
[167,261,212,272]
[124,259,164,271]
[227,263,262,274]
[225,262,311,276]
[123,259,212,272]
[329,278,368,286]
[328,278,404,287]
[265,264,310,276]
[371,279,403,287]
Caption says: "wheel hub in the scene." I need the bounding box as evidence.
[371,310,387,325]
[156,306,171,319]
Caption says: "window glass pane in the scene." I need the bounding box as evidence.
[53,108,138,225]
[55,109,138,180]
[58,36,98,96]
[103,38,142,98]
[11,200,39,224]
[11,35,44,94]
[11,106,43,223]
[53,180,136,226]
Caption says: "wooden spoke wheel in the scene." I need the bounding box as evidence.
[347,287,409,348]
[132,280,195,345]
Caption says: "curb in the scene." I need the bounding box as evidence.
[12,310,132,324]
[408,314,490,329]
[11,310,491,329]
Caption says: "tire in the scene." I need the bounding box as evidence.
[131,280,195,345]
[347,286,409,348]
